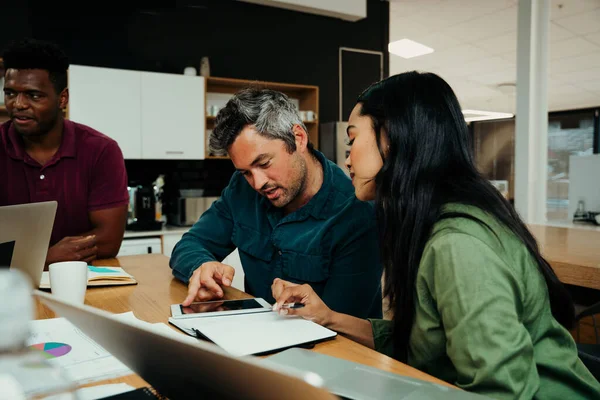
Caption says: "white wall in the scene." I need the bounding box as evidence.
[237,0,366,21]
[568,154,600,219]
[222,249,245,291]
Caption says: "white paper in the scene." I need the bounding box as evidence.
[112,312,198,345]
[0,374,27,400]
[26,318,132,385]
[41,383,135,400]
[0,351,77,397]
[168,312,337,357]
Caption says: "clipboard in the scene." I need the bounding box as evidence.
[168,307,337,356]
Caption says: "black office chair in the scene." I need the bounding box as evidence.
[575,300,600,381]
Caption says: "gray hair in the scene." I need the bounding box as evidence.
[210,88,310,155]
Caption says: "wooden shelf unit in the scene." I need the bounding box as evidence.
[204,76,319,160]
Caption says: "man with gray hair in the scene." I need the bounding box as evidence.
[169,88,382,319]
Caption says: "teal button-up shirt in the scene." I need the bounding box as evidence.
[169,150,383,319]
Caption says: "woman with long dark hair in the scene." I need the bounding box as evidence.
[271,71,600,398]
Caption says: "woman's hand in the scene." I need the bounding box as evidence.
[271,278,334,326]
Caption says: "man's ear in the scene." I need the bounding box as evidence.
[292,124,309,152]
[59,88,69,110]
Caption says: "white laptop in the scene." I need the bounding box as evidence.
[33,289,338,400]
[0,201,57,287]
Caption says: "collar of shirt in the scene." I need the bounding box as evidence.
[261,149,335,223]
[5,119,77,166]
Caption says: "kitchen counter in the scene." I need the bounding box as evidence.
[537,220,600,232]
[124,225,190,239]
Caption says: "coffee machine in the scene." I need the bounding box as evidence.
[127,182,163,231]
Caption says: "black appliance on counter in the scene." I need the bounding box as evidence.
[573,200,600,226]
[127,183,163,231]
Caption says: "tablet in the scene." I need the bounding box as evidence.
[170,298,272,319]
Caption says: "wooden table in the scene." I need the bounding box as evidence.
[35,254,454,392]
[529,224,600,290]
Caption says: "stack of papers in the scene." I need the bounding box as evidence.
[40,266,137,289]
[112,311,198,346]
[42,383,135,400]
[26,318,132,385]
[169,311,337,357]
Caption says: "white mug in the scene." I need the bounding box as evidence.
[306,111,316,121]
[49,261,88,304]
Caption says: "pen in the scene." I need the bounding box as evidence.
[281,302,305,309]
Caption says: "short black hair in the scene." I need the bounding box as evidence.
[2,38,69,93]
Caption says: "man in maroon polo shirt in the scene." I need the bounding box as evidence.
[0,38,129,268]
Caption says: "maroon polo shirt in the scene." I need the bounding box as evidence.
[0,119,129,246]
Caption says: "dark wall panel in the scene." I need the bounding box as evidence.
[2,0,389,192]
[4,0,389,124]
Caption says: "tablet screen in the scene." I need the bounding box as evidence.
[181,299,265,314]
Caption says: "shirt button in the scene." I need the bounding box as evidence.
[40,174,45,180]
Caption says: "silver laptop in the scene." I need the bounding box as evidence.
[263,348,490,399]
[0,201,57,287]
[33,289,338,400]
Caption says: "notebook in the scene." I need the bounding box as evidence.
[40,265,137,289]
[168,311,337,357]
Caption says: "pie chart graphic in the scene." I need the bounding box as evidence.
[29,342,72,359]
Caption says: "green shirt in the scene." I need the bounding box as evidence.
[370,204,600,399]
[170,150,383,319]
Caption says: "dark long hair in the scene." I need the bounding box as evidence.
[357,71,574,362]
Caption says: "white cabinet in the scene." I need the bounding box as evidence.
[141,72,205,159]
[68,65,142,159]
[117,237,162,257]
[162,233,184,258]
[68,65,206,160]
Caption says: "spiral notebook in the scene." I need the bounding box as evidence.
[39,265,137,289]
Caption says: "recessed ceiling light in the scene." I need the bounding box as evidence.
[462,109,514,122]
[388,39,434,59]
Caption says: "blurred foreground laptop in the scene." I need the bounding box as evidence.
[35,289,488,400]
[34,290,337,400]
[263,348,489,400]
[0,201,57,287]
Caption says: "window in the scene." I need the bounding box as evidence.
[547,110,596,221]
[471,107,599,222]
[472,119,516,201]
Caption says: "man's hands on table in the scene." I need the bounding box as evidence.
[183,261,235,306]
[45,235,97,267]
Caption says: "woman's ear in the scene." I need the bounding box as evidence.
[380,129,391,157]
